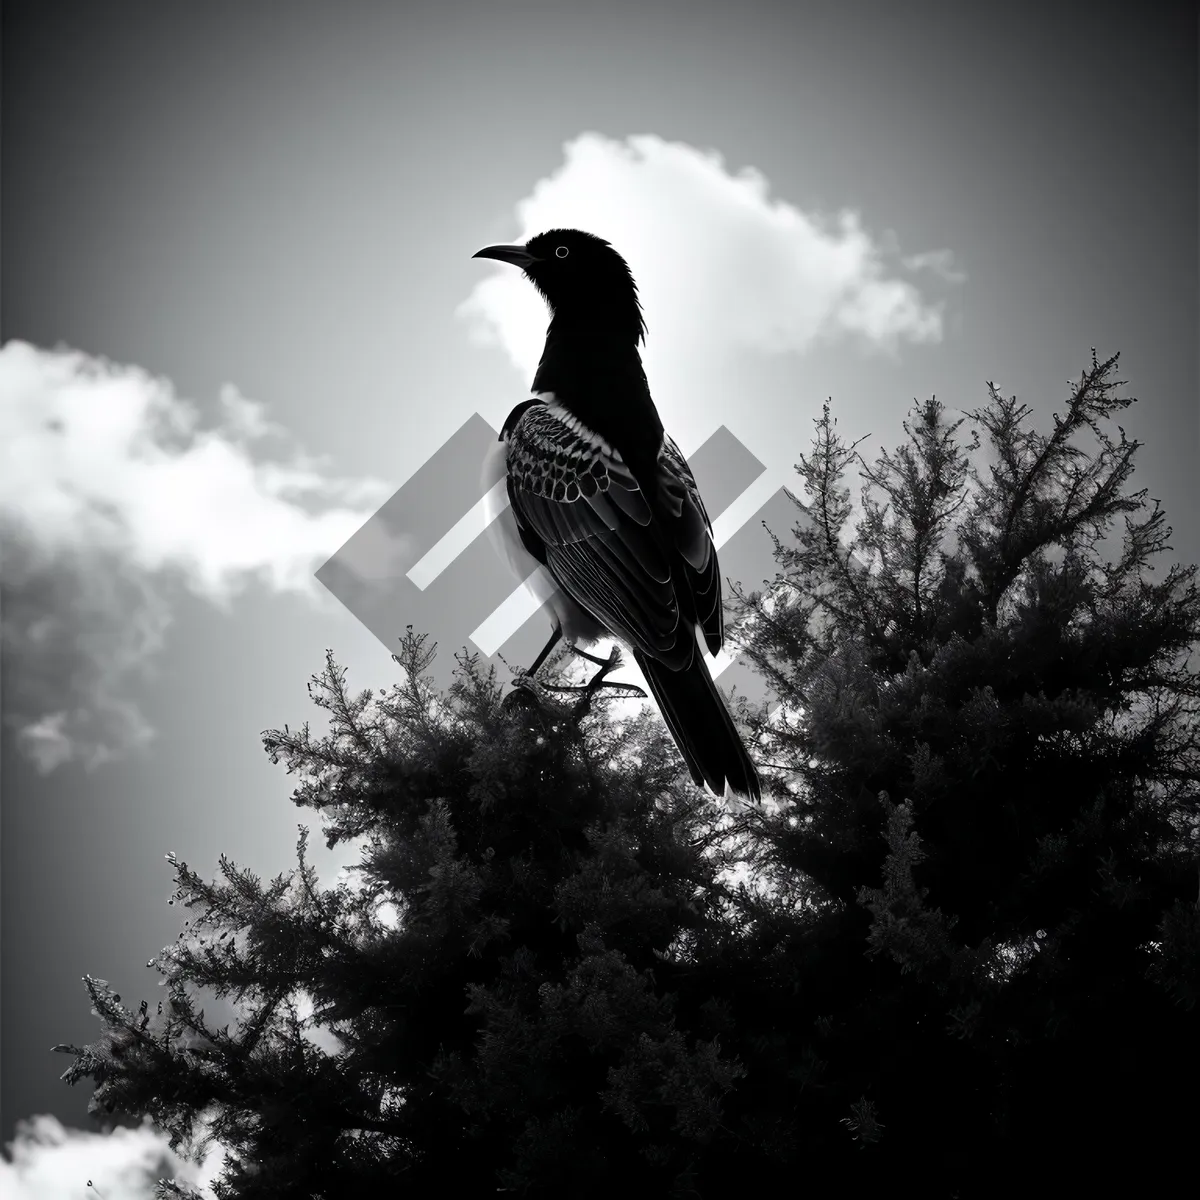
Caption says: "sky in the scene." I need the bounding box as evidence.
[1,1,1196,1194]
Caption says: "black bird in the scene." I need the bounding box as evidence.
[474,228,761,803]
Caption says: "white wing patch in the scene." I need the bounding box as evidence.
[535,391,624,462]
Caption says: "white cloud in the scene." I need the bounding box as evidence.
[0,340,394,773]
[458,133,960,385]
[902,248,968,285]
[0,1114,226,1200]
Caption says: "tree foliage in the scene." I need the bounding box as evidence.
[59,352,1200,1196]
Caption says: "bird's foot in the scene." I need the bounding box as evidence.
[569,645,622,671]
[581,645,647,698]
[540,645,647,704]
[541,680,647,698]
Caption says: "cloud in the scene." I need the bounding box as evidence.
[0,1114,226,1200]
[458,133,961,383]
[902,248,968,285]
[0,340,393,773]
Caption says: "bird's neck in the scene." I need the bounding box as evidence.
[531,325,663,466]
[545,305,644,343]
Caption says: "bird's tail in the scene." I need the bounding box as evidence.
[633,649,761,802]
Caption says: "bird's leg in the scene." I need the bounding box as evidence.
[509,625,564,697]
[524,625,563,679]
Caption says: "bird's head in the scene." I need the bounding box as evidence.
[472,228,645,344]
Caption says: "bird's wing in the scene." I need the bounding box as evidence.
[506,404,721,667]
[658,434,723,656]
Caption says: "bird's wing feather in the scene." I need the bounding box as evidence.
[658,435,723,655]
[506,405,722,666]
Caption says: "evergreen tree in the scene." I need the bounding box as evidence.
[58,352,1199,1196]
[58,634,755,1198]
[727,350,1200,1191]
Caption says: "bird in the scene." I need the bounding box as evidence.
[473,228,761,803]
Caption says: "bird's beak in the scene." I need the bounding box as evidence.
[472,243,540,270]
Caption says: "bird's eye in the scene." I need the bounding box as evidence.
[555,246,569,258]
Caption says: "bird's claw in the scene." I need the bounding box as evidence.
[571,645,621,670]
[567,645,648,705]
[506,644,645,721]
[609,681,647,698]
[540,680,647,699]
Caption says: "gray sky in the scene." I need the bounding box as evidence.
[2,1,1196,1193]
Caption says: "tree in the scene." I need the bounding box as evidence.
[58,352,1200,1196]
[58,633,756,1198]
[727,350,1200,1190]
